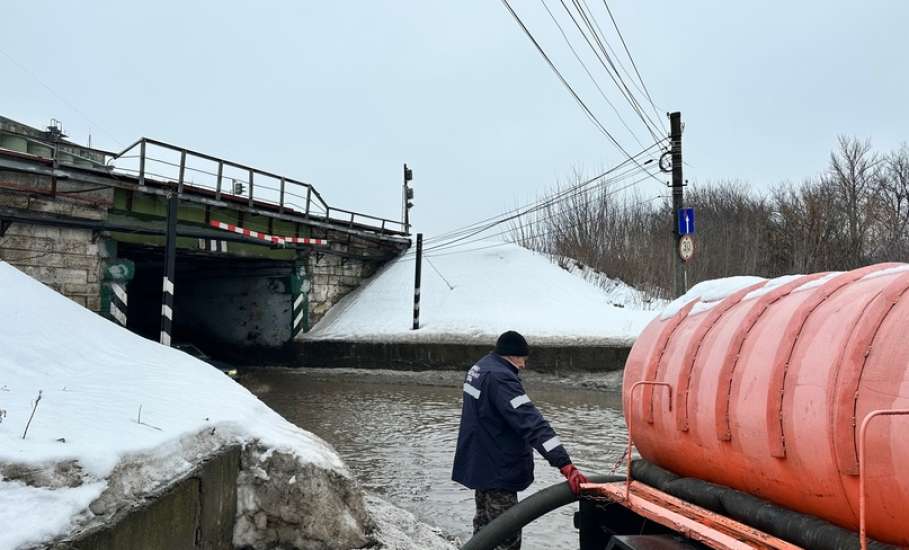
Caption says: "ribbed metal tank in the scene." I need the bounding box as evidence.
[623,263,909,546]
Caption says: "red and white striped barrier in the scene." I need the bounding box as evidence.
[209,220,328,246]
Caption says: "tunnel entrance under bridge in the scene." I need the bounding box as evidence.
[119,242,306,363]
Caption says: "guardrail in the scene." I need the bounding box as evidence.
[109,137,406,235]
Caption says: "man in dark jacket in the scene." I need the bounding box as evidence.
[452,330,589,549]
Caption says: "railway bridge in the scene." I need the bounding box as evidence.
[0,116,410,362]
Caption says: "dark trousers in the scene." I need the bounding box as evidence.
[473,489,521,550]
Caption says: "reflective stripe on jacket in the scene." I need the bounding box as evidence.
[451,353,571,491]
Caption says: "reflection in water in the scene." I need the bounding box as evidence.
[243,371,627,550]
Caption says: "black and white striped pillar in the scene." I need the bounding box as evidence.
[108,282,128,327]
[412,233,422,330]
[292,289,306,336]
[160,190,178,346]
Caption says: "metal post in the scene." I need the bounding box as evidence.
[215,161,223,200]
[279,177,286,213]
[412,233,423,330]
[670,112,685,298]
[138,140,146,187]
[305,187,312,215]
[177,150,186,194]
[160,189,179,347]
[248,169,254,207]
[403,164,407,231]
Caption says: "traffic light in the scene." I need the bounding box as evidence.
[403,163,414,233]
[404,163,414,209]
[232,179,245,195]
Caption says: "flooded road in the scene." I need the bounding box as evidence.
[242,369,628,550]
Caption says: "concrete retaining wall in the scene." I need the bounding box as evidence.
[305,234,387,327]
[55,446,240,550]
[0,172,114,313]
[297,340,630,372]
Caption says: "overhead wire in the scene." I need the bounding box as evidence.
[601,0,664,126]
[539,0,646,150]
[499,0,664,183]
[423,138,666,246]
[577,0,663,131]
[423,166,663,255]
[416,3,670,257]
[424,180,660,258]
[576,0,664,136]
[0,46,125,148]
[560,0,663,142]
[418,157,663,256]
[420,156,659,253]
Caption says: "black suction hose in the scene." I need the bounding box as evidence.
[460,474,624,550]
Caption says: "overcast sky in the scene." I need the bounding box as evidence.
[3,1,907,236]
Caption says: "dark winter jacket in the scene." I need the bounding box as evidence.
[451,353,571,491]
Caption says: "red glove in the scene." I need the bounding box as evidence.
[560,463,589,495]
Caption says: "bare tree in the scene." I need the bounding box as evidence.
[511,138,908,298]
[870,144,909,261]
[827,136,880,268]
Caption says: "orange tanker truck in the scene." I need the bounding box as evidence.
[578,263,909,549]
[461,263,909,550]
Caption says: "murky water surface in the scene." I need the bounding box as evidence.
[242,370,627,550]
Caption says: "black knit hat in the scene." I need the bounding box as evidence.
[495,330,529,357]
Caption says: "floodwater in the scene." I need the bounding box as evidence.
[242,369,628,550]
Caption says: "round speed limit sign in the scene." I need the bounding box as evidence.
[678,235,695,262]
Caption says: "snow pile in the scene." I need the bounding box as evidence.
[305,241,659,346]
[363,495,459,550]
[658,273,854,321]
[0,262,370,549]
[548,256,666,310]
[659,276,767,320]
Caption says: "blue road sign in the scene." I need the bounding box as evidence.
[678,208,695,235]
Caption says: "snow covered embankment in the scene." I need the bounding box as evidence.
[0,262,449,549]
[305,241,660,346]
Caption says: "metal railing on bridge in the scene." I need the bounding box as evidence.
[109,137,406,235]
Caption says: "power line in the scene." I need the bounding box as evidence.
[425,257,456,290]
[578,0,662,129]
[421,155,662,253]
[422,192,666,259]
[0,46,125,148]
[601,0,663,126]
[562,0,663,141]
[424,138,666,245]
[424,167,662,254]
[499,0,663,179]
[423,241,516,259]
[421,154,660,252]
[539,0,646,149]
[577,0,664,135]
[502,189,666,253]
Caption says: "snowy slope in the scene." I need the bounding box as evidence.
[553,256,667,310]
[305,241,659,346]
[0,262,360,549]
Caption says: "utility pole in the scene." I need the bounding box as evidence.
[403,163,414,235]
[670,111,685,297]
[412,233,423,330]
